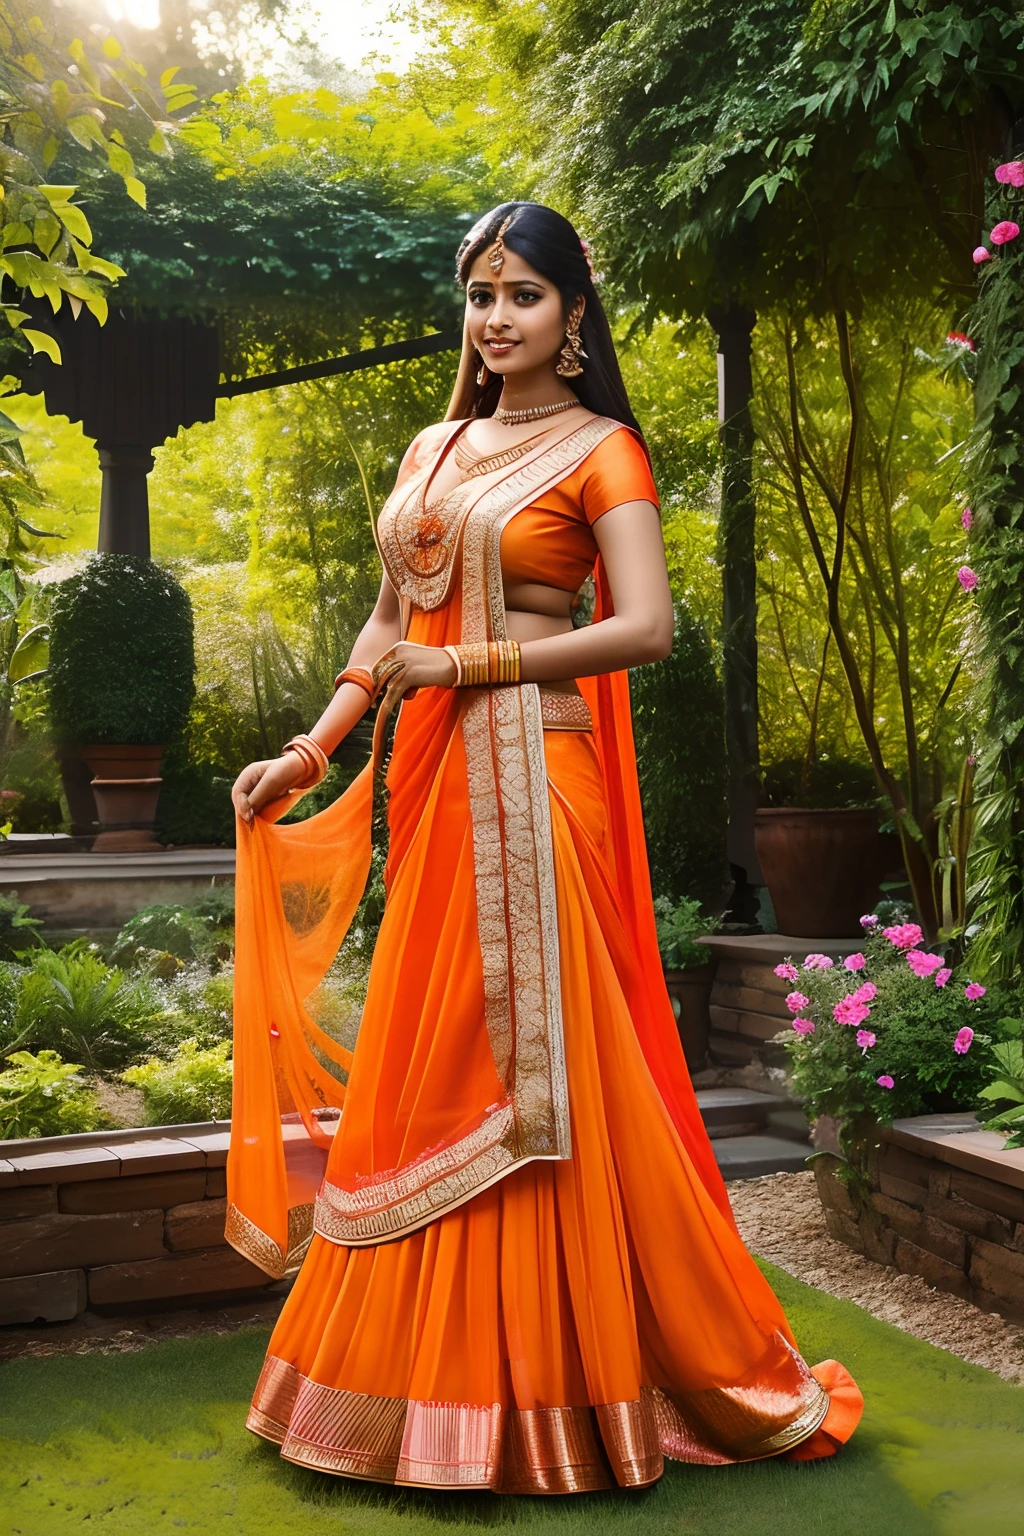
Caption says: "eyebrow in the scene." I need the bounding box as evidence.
[467,278,546,291]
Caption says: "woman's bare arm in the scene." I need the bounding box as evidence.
[517,499,674,680]
[232,572,402,822]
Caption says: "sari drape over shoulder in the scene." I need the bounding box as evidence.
[228,417,862,1491]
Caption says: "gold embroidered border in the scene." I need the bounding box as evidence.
[225,1200,314,1280]
[540,692,593,731]
[314,1101,517,1246]
[247,1358,833,1491]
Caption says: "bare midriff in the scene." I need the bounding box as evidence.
[504,584,580,696]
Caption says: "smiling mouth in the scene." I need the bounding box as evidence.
[484,339,518,354]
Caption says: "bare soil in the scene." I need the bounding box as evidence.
[731,1170,1024,1383]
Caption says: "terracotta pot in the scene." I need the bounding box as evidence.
[82,744,165,853]
[754,806,884,938]
[664,961,716,1073]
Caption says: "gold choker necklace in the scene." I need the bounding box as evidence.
[493,399,576,426]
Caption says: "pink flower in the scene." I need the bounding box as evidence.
[834,995,871,1027]
[876,1075,895,1090]
[859,913,879,928]
[774,963,799,982]
[934,967,952,988]
[961,506,973,531]
[957,566,978,592]
[792,1018,816,1036]
[991,220,1021,245]
[884,922,924,950]
[954,1026,975,1055]
[907,949,944,979]
[995,161,1024,186]
[803,953,834,970]
[856,1029,877,1052]
[786,991,811,1013]
[973,246,991,264]
[946,331,976,351]
[844,952,866,972]
[964,982,986,1001]
[852,981,878,1004]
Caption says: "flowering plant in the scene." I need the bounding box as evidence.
[775,914,1015,1159]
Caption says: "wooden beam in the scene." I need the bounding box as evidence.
[217,330,463,398]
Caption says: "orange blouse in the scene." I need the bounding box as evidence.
[499,426,659,592]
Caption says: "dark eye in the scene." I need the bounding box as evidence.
[468,290,492,306]
[515,290,540,304]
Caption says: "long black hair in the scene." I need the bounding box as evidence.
[445,201,643,434]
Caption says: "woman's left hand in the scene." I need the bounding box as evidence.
[374,642,457,700]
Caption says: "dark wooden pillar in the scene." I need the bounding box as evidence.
[20,306,219,555]
[708,305,762,923]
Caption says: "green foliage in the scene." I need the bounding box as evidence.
[111,898,233,968]
[780,926,1016,1161]
[631,608,729,909]
[653,895,716,970]
[122,1039,232,1125]
[0,1048,108,1139]
[963,158,1024,981]
[760,755,878,809]
[0,892,42,960]
[978,1035,1024,1148]
[7,942,165,1073]
[0,1,195,358]
[48,555,195,747]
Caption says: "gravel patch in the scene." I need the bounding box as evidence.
[731,1170,1024,1383]
[0,1288,289,1362]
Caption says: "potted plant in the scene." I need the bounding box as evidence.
[754,755,900,938]
[48,555,195,852]
[654,895,717,1072]
[774,911,1018,1183]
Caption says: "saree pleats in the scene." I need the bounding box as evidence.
[249,730,862,1489]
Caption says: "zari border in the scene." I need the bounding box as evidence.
[224,1200,314,1280]
[247,1357,834,1491]
[314,1101,517,1245]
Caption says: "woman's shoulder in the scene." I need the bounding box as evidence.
[570,419,659,519]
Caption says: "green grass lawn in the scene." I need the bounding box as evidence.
[3,1263,1023,1536]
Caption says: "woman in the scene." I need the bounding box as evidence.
[228,201,862,1494]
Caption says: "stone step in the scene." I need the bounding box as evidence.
[712,1134,812,1181]
[695,1088,796,1140]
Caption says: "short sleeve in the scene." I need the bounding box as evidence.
[579,428,659,525]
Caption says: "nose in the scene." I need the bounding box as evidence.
[485,295,514,332]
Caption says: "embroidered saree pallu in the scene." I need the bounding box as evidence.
[229,417,862,1491]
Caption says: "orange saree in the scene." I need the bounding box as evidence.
[228,417,862,1492]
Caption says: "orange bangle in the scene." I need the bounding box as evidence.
[334,666,375,702]
[282,733,329,789]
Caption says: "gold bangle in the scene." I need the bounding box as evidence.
[282,733,329,789]
[449,640,520,688]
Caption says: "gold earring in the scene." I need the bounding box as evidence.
[476,354,488,387]
[555,307,588,378]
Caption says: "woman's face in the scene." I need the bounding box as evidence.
[465,241,580,380]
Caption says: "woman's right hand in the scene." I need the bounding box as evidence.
[231,754,305,826]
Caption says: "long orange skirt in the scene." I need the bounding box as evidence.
[247,728,861,1492]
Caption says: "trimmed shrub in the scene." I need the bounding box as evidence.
[630,608,729,910]
[48,555,195,746]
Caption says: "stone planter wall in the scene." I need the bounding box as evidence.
[814,1112,1024,1321]
[0,1122,277,1326]
[700,934,863,1067]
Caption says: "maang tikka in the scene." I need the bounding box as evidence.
[488,216,513,274]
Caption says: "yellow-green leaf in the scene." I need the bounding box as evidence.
[56,203,91,244]
[124,176,146,209]
[32,215,60,258]
[102,34,122,58]
[160,66,180,87]
[66,113,105,150]
[39,186,79,204]
[21,329,61,364]
[8,625,49,683]
[1,310,30,330]
[84,293,108,325]
[148,128,168,155]
[42,135,59,169]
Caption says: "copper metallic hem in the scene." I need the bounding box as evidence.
[539,692,593,732]
[248,1357,837,1494]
